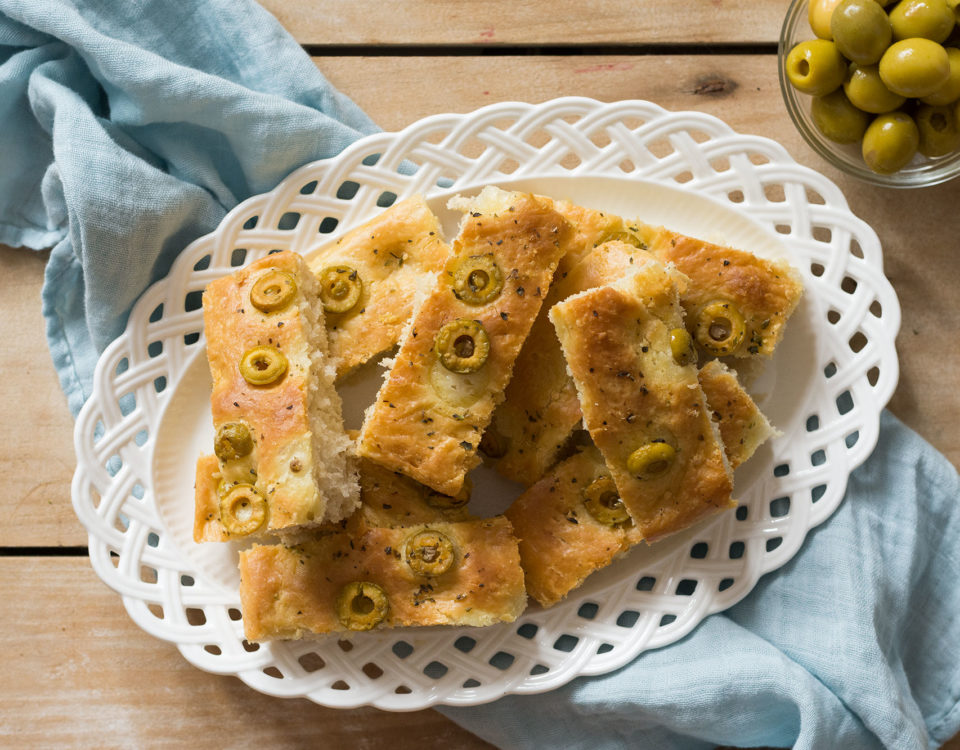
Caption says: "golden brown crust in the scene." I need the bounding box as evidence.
[649,228,804,358]
[492,241,660,485]
[304,196,452,379]
[549,264,736,542]
[505,446,641,607]
[238,517,526,640]
[698,360,778,469]
[357,188,573,496]
[202,251,357,536]
[355,456,472,528]
[551,200,656,275]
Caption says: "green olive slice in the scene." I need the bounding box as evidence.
[452,254,504,305]
[239,345,288,386]
[213,421,254,461]
[583,477,631,526]
[404,529,456,577]
[219,483,267,536]
[435,319,490,374]
[669,327,696,366]
[336,582,389,631]
[318,264,362,314]
[250,269,297,313]
[694,301,747,356]
[626,441,677,480]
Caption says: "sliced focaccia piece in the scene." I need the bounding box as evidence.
[489,240,660,485]
[549,262,735,542]
[648,228,803,359]
[506,364,775,607]
[304,196,452,379]
[202,250,359,540]
[239,517,526,640]
[551,199,656,275]
[698,359,779,468]
[357,186,572,496]
[505,446,641,608]
[355,456,473,529]
[193,453,230,543]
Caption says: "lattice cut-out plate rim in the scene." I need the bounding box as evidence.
[71,97,901,711]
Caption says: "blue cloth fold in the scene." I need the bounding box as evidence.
[439,411,960,750]
[0,0,377,416]
[2,3,959,748]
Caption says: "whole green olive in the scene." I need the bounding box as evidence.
[879,38,951,97]
[921,47,960,104]
[812,89,872,142]
[889,0,956,43]
[786,39,848,95]
[809,0,845,39]
[844,63,908,112]
[915,103,960,154]
[861,111,921,173]
[831,0,893,65]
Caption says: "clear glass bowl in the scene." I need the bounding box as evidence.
[779,0,960,188]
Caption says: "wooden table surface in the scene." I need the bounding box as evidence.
[3,2,959,747]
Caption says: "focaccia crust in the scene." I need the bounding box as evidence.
[357,187,572,496]
[239,517,526,640]
[549,263,736,541]
[305,196,452,379]
[649,229,804,358]
[202,251,357,537]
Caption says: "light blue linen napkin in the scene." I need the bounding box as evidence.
[439,411,960,749]
[3,3,959,748]
[0,0,377,416]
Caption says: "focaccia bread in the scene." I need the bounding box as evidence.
[505,446,641,607]
[549,262,735,542]
[698,359,778,468]
[239,517,526,640]
[304,196,452,379]
[490,240,661,485]
[648,228,804,359]
[355,456,473,529]
[508,362,777,607]
[201,250,359,540]
[357,186,572,496]
[550,199,655,275]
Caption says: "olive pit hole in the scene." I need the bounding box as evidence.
[468,269,489,291]
[352,594,375,615]
[708,318,732,341]
[453,334,475,358]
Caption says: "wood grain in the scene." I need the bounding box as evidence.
[259,0,783,46]
[0,246,80,547]
[0,557,493,749]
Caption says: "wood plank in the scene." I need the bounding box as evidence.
[0,557,492,749]
[0,246,80,547]
[259,0,783,46]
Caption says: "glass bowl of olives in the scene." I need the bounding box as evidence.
[779,0,960,187]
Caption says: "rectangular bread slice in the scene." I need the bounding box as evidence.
[648,228,804,359]
[506,362,776,607]
[549,262,735,542]
[238,516,526,640]
[201,250,359,540]
[505,445,641,608]
[304,196,452,379]
[356,186,572,496]
[489,239,660,485]
[698,359,779,468]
